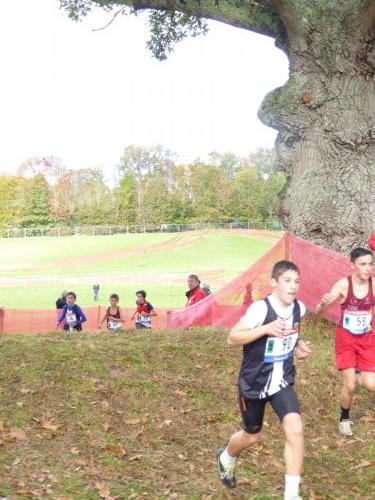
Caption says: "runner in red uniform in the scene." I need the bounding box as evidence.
[185,274,208,307]
[316,247,375,437]
[99,294,125,331]
[130,290,157,329]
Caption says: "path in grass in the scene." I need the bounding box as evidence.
[0,231,276,309]
[0,316,373,499]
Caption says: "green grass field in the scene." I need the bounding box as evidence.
[0,316,373,499]
[0,231,275,309]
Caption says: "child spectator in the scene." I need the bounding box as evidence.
[57,292,87,333]
[131,290,156,329]
[56,290,67,310]
[99,294,125,331]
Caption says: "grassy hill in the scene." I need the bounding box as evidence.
[0,316,373,499]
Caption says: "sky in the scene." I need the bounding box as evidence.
[0,0,288,177]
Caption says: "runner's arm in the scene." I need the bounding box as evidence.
[227,318,284,347]
[315,280,345,313]
[57,307,66,325]
[76,306,87,324]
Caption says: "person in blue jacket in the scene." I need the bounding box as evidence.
[57,291,87,333]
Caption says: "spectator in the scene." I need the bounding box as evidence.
[131,290,157,329]
[185,274,208,307]
[56,290,67,310]
[368,232,375,251]
[57,291,87,333]
[93,283,100,302]
[242,283,253,307]
[202,283,212,295]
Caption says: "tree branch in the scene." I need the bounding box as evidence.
[61,1,283,40]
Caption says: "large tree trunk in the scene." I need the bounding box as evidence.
[259,0,375,253]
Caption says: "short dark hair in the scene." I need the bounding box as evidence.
[110,294,119,301]
[350,247,373,263]
[66,291,76,299]
[136,290,146,298]
[271,260,300,281]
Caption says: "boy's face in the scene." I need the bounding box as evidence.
[351,255,373,281]
[67,295,75,305]
[136,294,145,304]
[271,270,300,306]
[110,297,118,307]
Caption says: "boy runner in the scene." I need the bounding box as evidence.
[316,247,375,437]
[130,290,156,329]
[217,260,310,500]
[99,293,125,331]
[57,292,87,333]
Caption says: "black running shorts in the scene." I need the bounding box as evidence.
[239,385,300,434]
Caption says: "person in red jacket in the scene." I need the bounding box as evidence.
[368,232,375,251]
[185,274,208,307]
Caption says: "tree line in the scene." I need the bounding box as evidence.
[0,146,285,229]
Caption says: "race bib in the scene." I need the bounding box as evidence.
[108,320,121,331]
[137,315,151,327]
[264,331,298,363]
[343,310,372,335]
[66,312,77,324]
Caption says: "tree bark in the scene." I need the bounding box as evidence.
[259,0,375,252]
[62,0,375,253]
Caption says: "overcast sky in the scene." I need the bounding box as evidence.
[0,0,288,176]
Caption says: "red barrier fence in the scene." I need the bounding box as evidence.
[167,233,372,329]
[0,234,371,334]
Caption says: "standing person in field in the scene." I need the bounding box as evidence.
[57,292,87,333]
[217,261,310,500]
[93,283,100,302]
[316,247,375,437]
[56,290,67,310]
[185,274,208,307]
[99,293,125,331]
[131,290,157,329]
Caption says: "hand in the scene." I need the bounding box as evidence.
[265,319,285,337]
[316,293,332,312]
[294,339,311,359]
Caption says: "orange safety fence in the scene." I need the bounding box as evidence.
[167,233,374,329]
[1,233,372,334]
[0,307,169,335]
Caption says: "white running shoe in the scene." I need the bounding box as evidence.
[339,419,353,437]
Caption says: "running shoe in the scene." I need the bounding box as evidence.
[339,419,353,437]
[216,448,236,489]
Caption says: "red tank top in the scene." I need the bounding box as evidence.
[339,277,373,334]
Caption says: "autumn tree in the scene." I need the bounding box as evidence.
[61,0,375,252]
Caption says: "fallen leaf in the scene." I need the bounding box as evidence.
[15,489,32,496]
[124,418,141,425]
[309,490,324,500]
[12,457,22,466]
[238,478,252,485]
[101,401,109,411]
[359,415,375,423]
[95,482,112,499]
[105,445,126,457]
[355,459,371,469]
[19,388,31,395]
[268,457,283,471]
[9,427,27,440]
[103,422,110,432]
[41,421,61,432]
[70,447,80,455]
[129,454,144,461]
[0,420,3,433]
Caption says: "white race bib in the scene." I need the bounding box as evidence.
[137,315,151,327]
[264,331,298,363]
[66,312,76,324]
[108,320,121,331]
[343,310,372,335]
